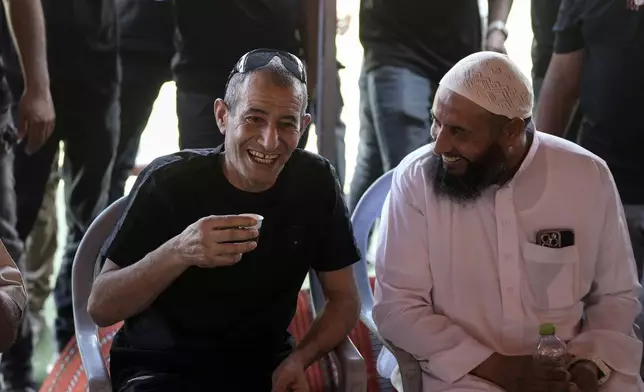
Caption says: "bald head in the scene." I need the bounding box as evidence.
[439,51,533,120]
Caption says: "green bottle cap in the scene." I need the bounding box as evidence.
[539,323,556,336]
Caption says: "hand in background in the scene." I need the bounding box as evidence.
[17,87,54,155]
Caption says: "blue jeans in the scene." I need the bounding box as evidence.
[349,65,434,210]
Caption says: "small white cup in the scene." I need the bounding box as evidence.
[238,213,264,230]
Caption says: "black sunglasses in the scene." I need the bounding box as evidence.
[226,49,307,87]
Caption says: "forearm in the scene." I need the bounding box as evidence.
[88,238,188,327]
[374,297,494,383]
[488,0,513,23]
[471,353,531,391]
[0,291,22,352]
[536,81,579,137]
[535,52,583,136]
[3,0,49,92]
[291,296,359,368]
[568,293,642,377]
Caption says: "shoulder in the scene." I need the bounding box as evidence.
[392,144,434,193]
[285,149,339,187]
[133,148,221,193]
[288,148,333,170]
[536,132,607,170]
[535,131,611,185]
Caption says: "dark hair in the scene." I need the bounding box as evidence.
[224,60,308,115]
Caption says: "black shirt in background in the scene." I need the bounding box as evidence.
[359,0,482,83]
[43,0,119,87]
[0,0,118,88]
[172,0,301,93]
[117,0,175,55]
[554,0,644,204]
[102,147,360,387]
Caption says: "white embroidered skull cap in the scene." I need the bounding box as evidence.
[439,51,533,119]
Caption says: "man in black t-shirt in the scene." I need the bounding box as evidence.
[536,0,644,278]
[348,0,514,211]
[88,49,360,392]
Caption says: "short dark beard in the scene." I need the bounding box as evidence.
[429,142,509,204]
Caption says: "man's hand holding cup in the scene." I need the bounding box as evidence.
[174,214,263,268]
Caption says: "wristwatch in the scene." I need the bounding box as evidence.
[568,355,612,386]
[486,20,509,39]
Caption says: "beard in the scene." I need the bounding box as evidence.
[429,142,509,204]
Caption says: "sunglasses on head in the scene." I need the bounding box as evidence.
[226,49,307,87]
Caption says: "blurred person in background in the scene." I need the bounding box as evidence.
[2,0,120,370]
[536,0,644,280]
[348,0,514,211]
[0,0,54,388]
[108,0,174,203]
[22,157,58,344]
[531,0,582,141]
[531,0,563,104]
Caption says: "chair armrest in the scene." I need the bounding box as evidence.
[76,328,112,392]
[72,211,117,392]
[330,336,367,392]
[385,340,423,392]
[361,311,422,392]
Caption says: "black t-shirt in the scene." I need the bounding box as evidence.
[0,0,119,87]
[38,0,118,86]
[172,0,301,93]
[118,0,174,55]
[359,0,482,83]
[554,0,644,204]
[103,147,360,387]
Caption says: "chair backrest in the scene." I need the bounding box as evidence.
[71,196,128,392]
[350,170,393,329]
[309,170,394,320]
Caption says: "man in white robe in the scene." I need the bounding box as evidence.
[373,51,644,392]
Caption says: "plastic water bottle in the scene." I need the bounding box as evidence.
[533,323,567,368]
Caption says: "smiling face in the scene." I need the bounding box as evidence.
[429,86,524,202]
[214,71,311,193]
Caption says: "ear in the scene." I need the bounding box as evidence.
[214,99,228,135]
[300,113,312,133]
[503,117,525,148]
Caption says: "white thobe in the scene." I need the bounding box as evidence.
[373,131,644,391]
